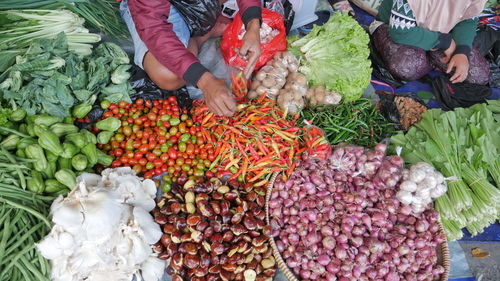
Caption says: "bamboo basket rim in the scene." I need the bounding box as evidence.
[265,172,450,281]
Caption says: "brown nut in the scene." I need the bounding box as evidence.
[210,253,220,265]
[222,264,237,272]
[246,192,257,202]
[184,191,195,203]
[227,244,240,258]
[172,274,183,281]
[165,265,175,275]
[235,253,245,265]
[184,242,198,255]
[224,192,238,201]
[263,268,276,277]
[207,274,220,281]
[253,210,266,221]
[231,213,244,224]
[178,243,187,254]
[170,252,183,271]
[154,213,168,224]
[253,254,262,263]
[212,242,225,255]
[211,220,222,232]
[217,185,230,194]
[195,193,209,202]
[248,258,259,269]
[163,223,176,234]
[241,234,252,243]
[203,226,214,238]
[210,201,221,215]
[200,251,211,267]
[237,240,248,253]
[171,231,182,243]
[159,206,170,215]
[196,221,209,231]
[234,271,244,280]
[160,234,171,247]
[166,243,178,256]
[184,254,200,269]
[190,230,203,243]
[222,230,234,242]
[209,265,221,274]
[249,230,261,238]
[252,236,267,247]
[255,244,268,254]
[262,226,272,238]
[210,233,223,244]
[157,198,167,208]
[261,257,275,269]
[220,270,233,281]
[198,201,214,217]
[186,214,201,226]
[231,224,248,236]
[158,251,169,260]
[262,248,273,259]
[255,264,263,275]
[220,200,230,215]
[180,233,192,242]
[212,192,224,200]
[186,203,196,214]
[219,254,229,265]
[242,245,253,255]
[203,241,212,252]
[244,253,255,264]
[170,202,182,214]
[175,217,187,229]
[191,277,204,281]
[243,215,258,231]
[152,242,164,253]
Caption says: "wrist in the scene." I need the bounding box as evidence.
[246,18,260,32]
[454,45,471,56]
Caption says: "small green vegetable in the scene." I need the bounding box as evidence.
[33,115,63,127]
[0,134,20,150]
[45,150,58,162]
[58,157,72,170]
[55,168,77,189]
[96,149,113,166]
[80,129,97,144]
[44,179,67,194]
[49,123,79,137]
[61,142,79,158]
[16,148,26,158]
[42,161,56,179]
[16,138,36,150]
[72,154,88,171]
[111,64,131,84]
[10,108,26,121]
[33,124,48,137]
[27,170,45,194]
[95,117,121,132]
[97,131,114,144]
[72,104,92,119]
[38,130,63,156]
[65,133,87,148]
[81,143,97,167]
[26,124,35,137]
[25,144,47,172]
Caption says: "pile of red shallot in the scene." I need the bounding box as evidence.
[268,144,446,281]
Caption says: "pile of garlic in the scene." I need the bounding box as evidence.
[396,162,448,214]
[37,167,164,281]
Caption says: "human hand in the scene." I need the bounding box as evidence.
[198,72,237,116]
[238,19,261,79]
[441,39,456,64]
[447,54,469,83]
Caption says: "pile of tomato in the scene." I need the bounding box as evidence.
[95,97,216,188]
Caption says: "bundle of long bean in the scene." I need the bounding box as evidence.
[191,96,307,186]
[299,98,395,147]
[0,0,127,38]
[0,148,53,281]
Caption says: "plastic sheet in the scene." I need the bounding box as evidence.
[169,0,220,37]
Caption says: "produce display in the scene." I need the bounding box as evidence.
[0,112,110,195]
[288,12,372,102]
[0,9,101,58]
[191,96,306,185]
[37,167,164,281]
[300,98,395,147]
[239,22,280,44]
[0,148,52,281]
[305,86,342,107]
[391,103,500,240]
[153,178,275,281]
[396,162,448,214]
[393,96,428,130]
[269,144,446,281]
[95,97,213,182]
[0,34,133,117]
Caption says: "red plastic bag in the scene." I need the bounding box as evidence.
[221,8,287,72]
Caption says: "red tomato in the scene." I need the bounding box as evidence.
[114,149,124,157]
[148,140,157,150]
[126,151,135,158]
[146,153,156,162]
[103,111,113,119]
[138,145,149,154]
[111,160,122,168]
[138,158,147,166]
[208,154,216,162]
[143,171,153,179]
[129,158,138,166]
[153,159,163,168]
[161,164,168,173]
[132,165,142,174]
[134,152,143,160]
[168,148,178,159]
[136,99,144,106]
[168,96,176,103]
[160,153,169,162]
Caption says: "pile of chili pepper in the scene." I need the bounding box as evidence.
[231,70,248,100]
[302,123,331,160]
[191,95,306,186]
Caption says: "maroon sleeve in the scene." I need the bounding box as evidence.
[237,0,262,26]
[128,0,208,85]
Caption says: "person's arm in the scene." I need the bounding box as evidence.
[384,0,452,51]
[236,0,262,27]
[128,0,208,86]
[451,18,478,55]
[236,0,262,79]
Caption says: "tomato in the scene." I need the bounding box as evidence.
[123,126,132,136]
[181,114,188,121]
[139,145,149,154]
[162,183,172,193]
[178,142,187,152]
[178,133,190,143]
[148,140,157,150]
[119,141,126,149]
[169,136,178,144]
[186,120,194,127]
[199,152,208,160]
[136,99,144,106]
[205,171,214,178]
[139,158,147,166]
[204,159,211,167]
[194,169,204,177]
[145,100,152,108]
[120,157,129,165]
[132,165,142,174]
[174,165,181,172]
[146,153,156,162]
[168,148,178,159]
[112,108,119,115]
[146,161,155,170]
[153,158,163,168]
[178,123,186,133]
[125,151,135,158]
[154,167,162,175]
[186,144,195,155]
[160,144,169,153]
[113,149,124,157]
[147,113,157,121]
[134,118,143,126]
[161,164,168,173]
[115,133,125,142]
[160,114,171,122]
[160,153,169,162]
[168,166,175,175]
[168,96,177,103]
[101,100,111,109]
[133,140,142,149]
[152,148,162,156]
[208,154,216,162]
[181,164,191,172]
[103,111,113,119]
[143,171,154,179]
[176,158,185,166]
[169,127,178,135]
[169,118,180,126]
[158,136,167,144]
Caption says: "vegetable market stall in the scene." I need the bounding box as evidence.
[0,1,499,281]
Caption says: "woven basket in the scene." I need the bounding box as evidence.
[265,173,450,281]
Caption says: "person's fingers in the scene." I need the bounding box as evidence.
[239,42,250,57]
[208,100,223,116]
[450,71,461,83]
[244,54,258,79]
[223,93,237,112]
[446,59,456,74]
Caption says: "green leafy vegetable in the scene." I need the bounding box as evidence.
[289,12,371,102]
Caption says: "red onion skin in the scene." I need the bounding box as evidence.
[300,270,311,279]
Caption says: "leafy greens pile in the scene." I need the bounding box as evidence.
[288,12,372,102]
[0,33,133,118]
[391,100,500,240]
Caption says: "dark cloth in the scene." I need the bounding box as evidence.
[430,75,492,111]
[373,24,491,85]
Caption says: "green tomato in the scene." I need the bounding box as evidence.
[178,142,187,152]
[169,118,180,126]
[179,133,191,143]
[161,144,169,153]
[181,164,191,172]
[194,169,204,177]
[169,127,178,135]
[161,115,171,122]
[146,161,154,170]
[238,174,245,182]
[162,174,172,183]
[161,182,172,193]
[100,100,111,110]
